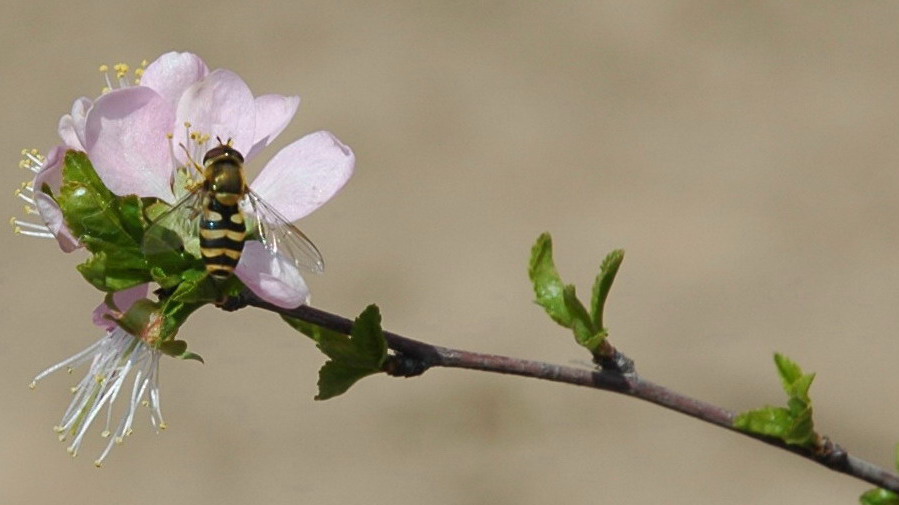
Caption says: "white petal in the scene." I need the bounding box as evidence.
[250,131,354,223]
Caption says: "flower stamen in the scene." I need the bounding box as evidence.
[32,329,164,465]
[98,60,146,94]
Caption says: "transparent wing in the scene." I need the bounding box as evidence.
[243,189,325,274]
[142,190,205,261]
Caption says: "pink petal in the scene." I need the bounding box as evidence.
[250,131,354,223]
[92,284,151,331]
[140,51,209,111]
[234,241,310,308]
[175,69,255,159]
[57,97,91,150]
[84,86,175,201]
[35,193,80,252]
[33,145,65,193]
[244,94,300,162]
[32,146,80,251]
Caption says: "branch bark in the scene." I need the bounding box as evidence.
[240,292,899,494]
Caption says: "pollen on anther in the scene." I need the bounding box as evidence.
[98,64,109,72]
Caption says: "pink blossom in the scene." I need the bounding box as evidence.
[61,52,354,307]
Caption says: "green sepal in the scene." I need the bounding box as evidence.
[529,233,606,352]
[117,297,203,359]
[591,249,624,331]
[860,489,899,505]
[115,298,163,338]
[283,304,388,400]
[156,339,203,362]
[733,353,818,448]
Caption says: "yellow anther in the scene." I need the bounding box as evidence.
[114,63,130,73]
[166,133,174,139]
[115,436,124,444]
[101,86,111,94]
[159,422,167,430]
[58,434,66,442]
[134,78,141,85]
[28,381,36,389]
[94,460,103,468]
[134,68,144,77]
[141,59,148,67]
[99,64,109,72]
[183,121,192,128]
[9,217,16,226]
[101,430,110,438]
[20,148,28,155]
[53,425,65,433]
[13,227,21,234]
[30,148,39,155]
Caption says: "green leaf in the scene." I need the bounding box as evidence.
[860,489,899,505]
[528,233,603,351]
[141,216,203,279]
[733,406,793,438]
[590,249,624,331]
[283,304,388,400]
[57,151,152,291]
[76,251,152,292]
[315,361,382,400]
[734,353,818,448]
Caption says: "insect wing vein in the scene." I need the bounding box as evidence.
[243,189,325,274]
[142,190,204,259]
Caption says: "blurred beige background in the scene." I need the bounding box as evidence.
[3,1,899,503]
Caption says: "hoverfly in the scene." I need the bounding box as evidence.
[142,140,324,283]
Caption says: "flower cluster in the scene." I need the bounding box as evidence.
[18,51,354,465]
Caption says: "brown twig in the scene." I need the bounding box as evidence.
[240,292,899,493]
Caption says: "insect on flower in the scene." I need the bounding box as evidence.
[143,138,325,284]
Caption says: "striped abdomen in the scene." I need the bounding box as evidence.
[199,192,247,280]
